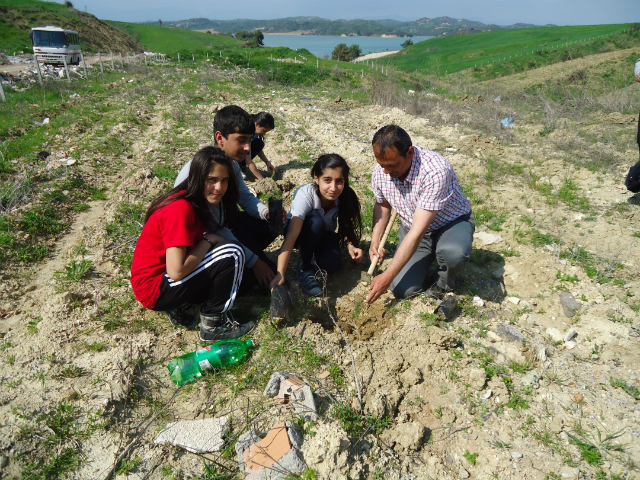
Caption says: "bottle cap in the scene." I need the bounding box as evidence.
[245,339,253,347]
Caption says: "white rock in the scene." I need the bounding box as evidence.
[474,231,503,246]
[482,389,492,399]
[472,296,484,308]
[511,451,523,459]
[445,147,457,152]
[563,328,577,342]
[459,467,470,479]
[154,416,230,453]
[564,341,576,349]
[487,331,502,343]
[545,327,563,343]
[507,297,520,305]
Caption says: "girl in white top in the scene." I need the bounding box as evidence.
[270,154,364,296]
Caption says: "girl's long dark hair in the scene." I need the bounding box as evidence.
[311,154,362,247]
[145,147,239,231]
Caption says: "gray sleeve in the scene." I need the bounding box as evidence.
[635,59,640,77]
[174,160,192,188]
[234,161,268,221]
[289,184,315,220]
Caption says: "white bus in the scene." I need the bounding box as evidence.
[30,26,82,65]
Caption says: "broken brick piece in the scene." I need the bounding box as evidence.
[243,422,291,478]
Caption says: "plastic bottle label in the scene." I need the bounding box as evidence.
[199,359,212,371]
[196,347,211,354]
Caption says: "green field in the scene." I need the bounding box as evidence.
[106,21,243,54]
[389,23,638,76]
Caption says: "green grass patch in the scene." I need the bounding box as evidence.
[331,401,391,438]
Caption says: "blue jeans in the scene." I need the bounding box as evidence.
[287,214,342,274]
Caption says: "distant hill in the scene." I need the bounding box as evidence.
[155,15,548,37]
[0,0,144,54]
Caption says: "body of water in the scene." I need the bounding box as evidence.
[262,35,434,59]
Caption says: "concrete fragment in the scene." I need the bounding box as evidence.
[264,372,289,397]
[496,323,525,343]
[154,416,230,453]
[559,292,581,317]
[472,296,484,308]
[459,467,470,479]
[564,341,576,349]
[563,327,578,342]
[511,451,523,459]
[268,374,318,421]
[507,296,520,305]
[546,327,563,343]
[473,231,503,246]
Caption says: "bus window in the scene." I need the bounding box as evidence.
[32,31,67,48]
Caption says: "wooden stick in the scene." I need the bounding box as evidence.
[367,210,398,275]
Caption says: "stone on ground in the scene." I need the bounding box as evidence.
[154,415,230,453]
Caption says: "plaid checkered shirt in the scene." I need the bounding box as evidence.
[372,146,471,232]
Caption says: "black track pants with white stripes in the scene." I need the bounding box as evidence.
[152,241,245,315]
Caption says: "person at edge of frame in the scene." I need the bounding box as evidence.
[624,57,640,193]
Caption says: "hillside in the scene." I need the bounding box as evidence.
[106,21,244,54]
[0,0,144,54]
[158,15,546,38]
[388,23,639,77]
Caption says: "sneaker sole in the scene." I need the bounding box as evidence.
[199,321,256,342]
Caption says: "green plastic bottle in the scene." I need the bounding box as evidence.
[167,339,253,385]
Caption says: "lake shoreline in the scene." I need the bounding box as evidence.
[263,32,407,38]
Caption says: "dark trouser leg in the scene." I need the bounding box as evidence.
[433,213,475,290]
[230,212,277,272]
[314,231,342,274]
[637,111,640,156]
[152,241,245,314]
[390,224,435,299]
[295,214,326,271]
[390,213,475,298]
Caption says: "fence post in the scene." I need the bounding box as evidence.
[98,52,104,74]
[34,55,43,87]
[126,52,129,65]
[119,53,123,67]
[0,77,6,102]
[110,51,114,69]
[192,53,194,61]
[81,53,88,79]
[63,56,71,82]
[178,53,180,63]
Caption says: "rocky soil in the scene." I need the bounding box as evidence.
[0,48,639,480]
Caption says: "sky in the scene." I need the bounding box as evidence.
[59,0,637,26]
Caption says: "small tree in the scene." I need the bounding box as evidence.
[331,43,350,61]
[348,44,362,60]
[158,19,162,26]
[401,39,413,48]
[254,30,264,47]
[64,0,74,7]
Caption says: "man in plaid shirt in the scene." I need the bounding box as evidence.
[366,125,475,305]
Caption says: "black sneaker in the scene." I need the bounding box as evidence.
[296,268,322,297]
[164,304,200,328]
[199,311,256,342]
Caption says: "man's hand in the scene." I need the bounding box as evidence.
[269,272,285,291]
[265,161,275,173]
[348,244,364,263]
[263,208,287,224]
[365,271,392,305]
[368,241,385,266]
[251,258,276,289]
